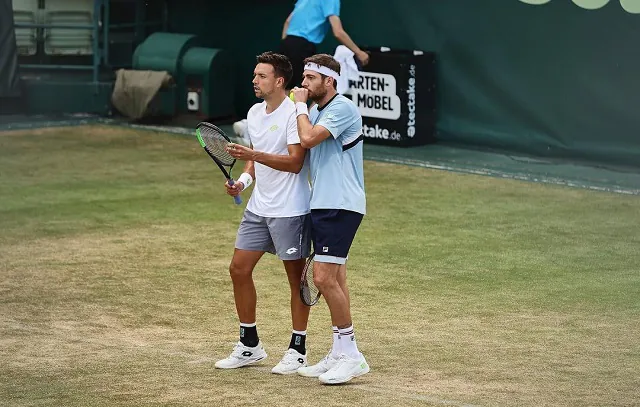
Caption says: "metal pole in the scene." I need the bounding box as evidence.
[91,0,100,84]
[103,0,110,67]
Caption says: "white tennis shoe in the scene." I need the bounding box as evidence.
[297,352,339,377]
[318,353,370,384]
[271,349,307,375]
[214,341,267,369]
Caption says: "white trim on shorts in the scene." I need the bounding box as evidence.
[314,254,347,265]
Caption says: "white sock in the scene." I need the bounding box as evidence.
[331,326,340,357]
[338,325,360,358]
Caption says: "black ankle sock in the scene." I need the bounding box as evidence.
[289,332,306,355]
[240,324,259,347]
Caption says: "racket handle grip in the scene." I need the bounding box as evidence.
[228,179,242,205]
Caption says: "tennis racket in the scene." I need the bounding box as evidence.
[195,122,242,205]
[300,253,320,306]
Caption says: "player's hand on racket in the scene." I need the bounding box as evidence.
[291,87,309,104]
[226,143,256,161]
[224,180,244,197]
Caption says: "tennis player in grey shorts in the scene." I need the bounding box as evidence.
[236,210,311,261]
[213,52,314,376]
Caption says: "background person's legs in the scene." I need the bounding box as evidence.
[278,35,317,91]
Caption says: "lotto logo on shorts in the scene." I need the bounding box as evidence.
[286,247,298,255]
[322,247,329,253]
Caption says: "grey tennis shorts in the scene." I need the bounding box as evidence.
[235,210,311,260]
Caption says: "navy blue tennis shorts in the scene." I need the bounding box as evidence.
[310,209,363,265]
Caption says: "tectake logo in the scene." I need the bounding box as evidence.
[363,124,401,141]
[407,65,416,138]
[518,0,640,13]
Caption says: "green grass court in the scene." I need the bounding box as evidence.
[1,126,639,406]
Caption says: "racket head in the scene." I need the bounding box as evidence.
[195,122,236,168]
[195,122,242,205]
[300,253,320,306]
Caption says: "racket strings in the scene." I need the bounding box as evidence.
[199,127,235,166]
[301,257,319,305]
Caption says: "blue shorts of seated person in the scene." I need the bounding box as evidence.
[310,209,363,265]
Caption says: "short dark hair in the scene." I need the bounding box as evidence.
[256,51,292,88]
[303,54,341,89]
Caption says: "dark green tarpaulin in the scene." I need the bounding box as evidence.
[0,0,21,98]
[338,0,640,166]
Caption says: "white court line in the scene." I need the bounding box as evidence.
[3,118,638,197]
[105,120,639,196]
[368,156,640,196]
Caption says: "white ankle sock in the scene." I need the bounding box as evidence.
[331,326,340,357]
[338,325,360,358]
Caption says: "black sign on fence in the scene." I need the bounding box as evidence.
[344,48,437,147]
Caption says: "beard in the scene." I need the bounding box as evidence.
[306,86,327,102]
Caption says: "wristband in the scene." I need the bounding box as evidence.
[237,172,253,189]
[295,102,309,117]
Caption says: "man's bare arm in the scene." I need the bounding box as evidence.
[253,143,306,174]
[228,143,306,174]
[328,15,369,66]
[282,12,293,40]
[297,114,332,149]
